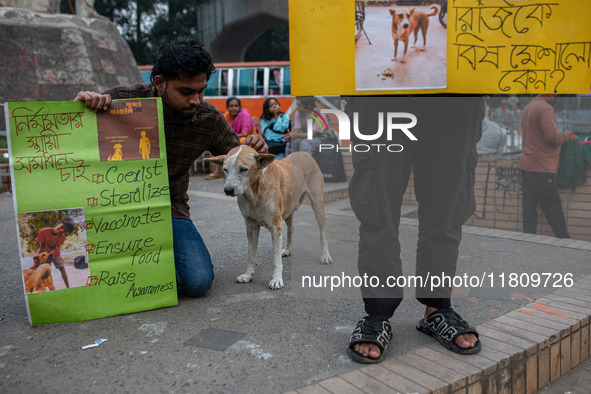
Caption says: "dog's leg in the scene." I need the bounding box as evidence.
[268,224,284,290]
[412,29,419,49]
[308,192,333,265]
[281,214,293,257]
[402,40,409,63]
[236,222,260,283]
[391,37,399,61]
[421,23,428,51]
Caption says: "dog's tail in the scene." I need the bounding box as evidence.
[427,4,440,17]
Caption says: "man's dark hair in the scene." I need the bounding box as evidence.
[58,217,75,234]
[150,36,216,83]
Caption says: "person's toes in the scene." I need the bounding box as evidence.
[368,344,381,359]
[456,333,477,349]
[354,343,381,359]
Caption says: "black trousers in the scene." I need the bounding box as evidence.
[521,170,570,239]
[346,97,484,320]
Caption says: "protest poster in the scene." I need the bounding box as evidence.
[5,98,177,325]
[289,0,591,95]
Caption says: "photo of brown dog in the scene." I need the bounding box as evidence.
[24,263,55,294]
[390,5,439,63]
[23,252,55,293]
[355,2,447,90]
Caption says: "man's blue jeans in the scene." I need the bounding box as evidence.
[172,218,214,297]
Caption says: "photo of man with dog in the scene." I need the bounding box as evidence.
[18,209,89,293]
[355,1,447,90]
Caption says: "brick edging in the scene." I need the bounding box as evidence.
[290,275,591,394]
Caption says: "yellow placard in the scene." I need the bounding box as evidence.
[289,0,591,95]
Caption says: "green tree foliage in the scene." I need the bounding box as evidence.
[147,0,207,59]
[61,0,289,63]
[90,0,207,65]
[94,0,160,64]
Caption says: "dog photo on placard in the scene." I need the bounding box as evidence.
[18,209,90,294]
[354,0,447,91]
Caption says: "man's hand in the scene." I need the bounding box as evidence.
[245,134,268,153]
[283,131,292,142]
[74,91,112,112]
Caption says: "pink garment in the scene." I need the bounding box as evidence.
[229,108,255,135]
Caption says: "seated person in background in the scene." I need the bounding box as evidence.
[285,96,330,156]
[204,96,258,179]
[224,97,257,144]
[260,97,290,160]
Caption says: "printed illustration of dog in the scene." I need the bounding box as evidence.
[24,263,55,294]
[23,252,55,294]
[108,143,123,161]
[205,146,332,289]
[390,5,439,63]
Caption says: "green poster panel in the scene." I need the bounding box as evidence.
[5,99,177,325]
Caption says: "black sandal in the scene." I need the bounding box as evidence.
[347,316,392,363]
[416,308,481,355]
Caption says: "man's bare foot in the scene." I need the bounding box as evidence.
[352,342,382,359]
[424,306,479,350]
[348,316,392,363]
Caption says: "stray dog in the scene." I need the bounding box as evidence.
[390,5,439,63]
[24,253,56,294]
[205,146,332,289]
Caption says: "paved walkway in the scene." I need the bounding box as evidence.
[1,177,590,393]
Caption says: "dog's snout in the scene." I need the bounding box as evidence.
[403,22,409,29]
[224,186,235,196]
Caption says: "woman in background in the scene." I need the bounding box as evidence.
[259,97,290,159]
[225,97,257,144]
[206,97,258,180]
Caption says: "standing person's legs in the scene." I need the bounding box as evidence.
[521,170,539,234]
[346,97,417,362]
[348,146,414,362]
[172,218,215,297]
[413,97,483,354]
[52,255,70,288]
[355,148,415,316]
[526,172,570,238]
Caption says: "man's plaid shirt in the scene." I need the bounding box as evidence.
[105,83,240,220]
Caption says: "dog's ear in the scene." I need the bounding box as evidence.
[204,155,226,166]
[389,8,396,15]
[48,253,53,262]
[256,154,275,169]
[409,8,415,15]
